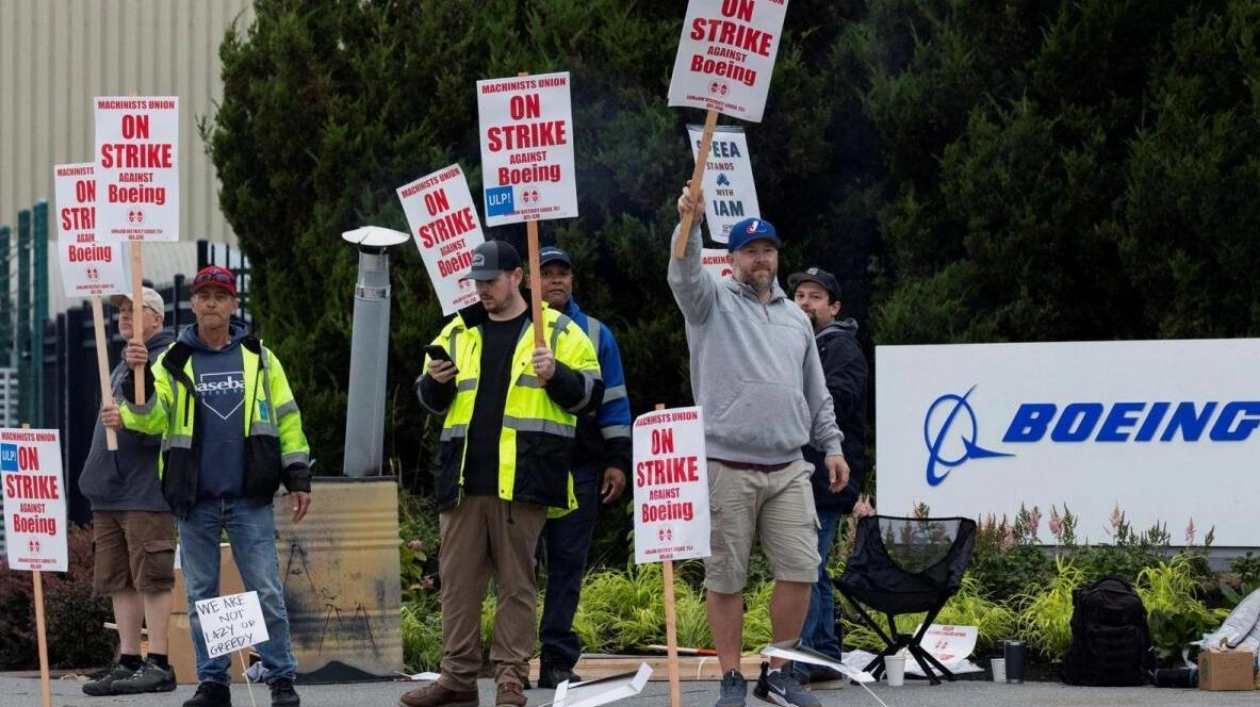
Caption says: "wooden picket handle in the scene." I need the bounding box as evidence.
[20,422,52,707]
[515,71,547,349]
[655,403,683,707]
[91,295,118,450]
[131,241,145,402]
[674,109,719,259]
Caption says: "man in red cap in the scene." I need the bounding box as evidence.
[106,265,312,707]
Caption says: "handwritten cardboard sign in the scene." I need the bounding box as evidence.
[195,591,270,658]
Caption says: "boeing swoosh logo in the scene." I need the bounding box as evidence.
[923,385,1014,486]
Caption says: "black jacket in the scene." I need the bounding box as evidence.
[806,318,868,513]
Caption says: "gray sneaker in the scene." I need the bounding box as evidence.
[715,669,747,707]
[754,662,820,707]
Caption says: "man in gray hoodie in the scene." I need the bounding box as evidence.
[669,184,849,707]
[79,287,178,696]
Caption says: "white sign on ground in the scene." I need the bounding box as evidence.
[195,590,270,658]
[477,72,577,226]
[701,248,733,280]
[877,339,1260,546]
[397,164,486,314]
[632,407,710,563]
[553,664,652,707]
[668,0,789,122]
[687,124,759,243]
[55,163,126,298]
[1,428,67,572]
[94,96,179,241]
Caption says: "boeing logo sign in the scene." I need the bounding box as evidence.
[924,385,1260,486]
[923,386,1012,486]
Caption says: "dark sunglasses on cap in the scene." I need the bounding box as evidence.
[195,270,234,286]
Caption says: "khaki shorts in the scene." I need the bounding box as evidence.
[703,459,820,594]
[93,510,177,594]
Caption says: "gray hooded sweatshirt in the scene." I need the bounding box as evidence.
[667,224,843,464]
[78,328,176,512]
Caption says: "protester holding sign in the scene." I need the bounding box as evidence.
[668,185,848,707]
[107,266,311,707]
[78,287,178,696]
[406,240,602,707]
[785,267,868,685]
[535,246,632,689]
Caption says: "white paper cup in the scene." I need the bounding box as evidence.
[991,658,1006,683]
[885,655,906,686]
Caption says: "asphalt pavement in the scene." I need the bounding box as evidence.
[2,672,1256,707]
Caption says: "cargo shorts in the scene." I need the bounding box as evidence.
[703,458,821,594]
[92,510,177,594]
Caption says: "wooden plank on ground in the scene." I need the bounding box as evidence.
[531,655,765,682]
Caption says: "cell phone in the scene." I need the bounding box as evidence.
[424,344,452,363]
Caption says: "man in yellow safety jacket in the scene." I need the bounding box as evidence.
[108,265,310,707]
[401,240,602,707]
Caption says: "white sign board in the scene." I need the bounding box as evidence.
[476,73,577,226]
[668,0,789,122]
[916,624,977,667]
[701,248,733,280]
[877,339,1260,546]
[1,428,68,572]
[94,96,179,241]
[687,125,759,243]
[54,163,127,298]
[553,664,652,707]
[195,591,270,658]
[397,164,486,314]
[633,407,710,563]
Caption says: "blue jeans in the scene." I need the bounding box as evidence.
[179,497,295,685]
[799,509,843,662]
[538,467,599,669]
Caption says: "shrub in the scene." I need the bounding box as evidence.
[1015,557,1084,660]
[0,523,113,669]
[1137,555,1226,663]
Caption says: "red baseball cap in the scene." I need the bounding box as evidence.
[191,265,237,297]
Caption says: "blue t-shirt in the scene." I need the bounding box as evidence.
[180,323,248,499]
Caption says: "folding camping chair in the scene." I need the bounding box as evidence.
[833,515,977,685]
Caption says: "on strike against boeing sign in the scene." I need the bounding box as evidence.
[879,339,1260,546]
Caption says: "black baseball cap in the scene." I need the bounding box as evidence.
[788,267,841,302]
[462,240,522,281]
[538,246,573,269]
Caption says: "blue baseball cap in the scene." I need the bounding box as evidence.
[538,246,573,269]
[727,218,781,252]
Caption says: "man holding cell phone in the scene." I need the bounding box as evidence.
[404,239,603,707]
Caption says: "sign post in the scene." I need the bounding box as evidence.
[396,164,488,315]
[476,71,577,348]
[633,405,710,707]
[55,162,128,450]
[95,96,180,403]
[667,0,788,258]
[2,426,68,707]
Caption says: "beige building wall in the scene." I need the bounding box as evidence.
[0,0,254,246]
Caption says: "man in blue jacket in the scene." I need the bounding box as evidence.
[535,246,632,688]
[787,267,868,684]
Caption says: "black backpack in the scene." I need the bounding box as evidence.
[1061,577,1153,686]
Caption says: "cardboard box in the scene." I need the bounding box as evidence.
[168,543,247,684]
[1199,649,1255,691]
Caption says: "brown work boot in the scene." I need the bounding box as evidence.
[495,682,527,707]
[398,682,479,707]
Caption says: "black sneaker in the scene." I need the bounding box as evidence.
[753,662,819,707]
[183,681,233,707]
[115,656,177,694]
[538,665,582,689]
[82,662,136,696]
[270,677,300,707]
